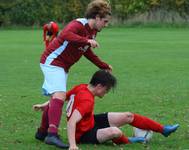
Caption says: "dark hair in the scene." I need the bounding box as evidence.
[89,70,117,91]
[85,0,111,19]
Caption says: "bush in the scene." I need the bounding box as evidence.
[0,0,189,26]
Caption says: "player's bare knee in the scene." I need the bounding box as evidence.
[124,112,134,123]
[52,91,66,100]
[109,127,122,138]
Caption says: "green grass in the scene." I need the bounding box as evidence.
[0,27,189,149]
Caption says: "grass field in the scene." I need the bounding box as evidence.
[0,27,189,150]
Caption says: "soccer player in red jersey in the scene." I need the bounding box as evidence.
[34,70,179,150]
[65,70,179,150]
[35,0,113,148]
[43,21,59,48]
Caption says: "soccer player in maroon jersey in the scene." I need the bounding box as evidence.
[35,0,113,148]
[43,21,59,48]
[34,70,179,150]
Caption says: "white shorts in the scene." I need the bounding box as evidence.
[40,63,68,96]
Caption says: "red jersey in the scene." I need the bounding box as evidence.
[66,84,95,142]
[40,18,110,72]
[43,21,59,41]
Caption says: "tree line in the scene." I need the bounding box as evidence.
[0,0,189,26]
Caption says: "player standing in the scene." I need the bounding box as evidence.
[35,0,112,148]
[43,21,59,48]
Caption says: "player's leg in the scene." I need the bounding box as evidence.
[45,40,49,49]
[108,112,134,127]
[94,113,145,144]
[80,123,130,144]
[33,101,50,141]
[108,112,179,137]
[45,32,52,48]
[35,104,49,141]
[39,64,69,148]
[45,91,69,148]
[130,113,179,137]
[97,127,125,143]
[48,91,66,135]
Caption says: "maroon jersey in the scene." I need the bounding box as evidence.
[66,84,95,142]
[40,18,110,72]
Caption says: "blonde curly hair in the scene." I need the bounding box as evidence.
[85,0,111,19]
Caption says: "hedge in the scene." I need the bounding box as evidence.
[0,0,188,26]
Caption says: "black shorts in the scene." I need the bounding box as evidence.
[79,113,110,144]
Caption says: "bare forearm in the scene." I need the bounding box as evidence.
[67,121,78,150]
[67,109,82,150]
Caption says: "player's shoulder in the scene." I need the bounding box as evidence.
[72,84,87,91]
[76,84,90,94]
[75,84,93,99]
[70,84,88,95]
[69,18,88,27]
[75,18,88,26]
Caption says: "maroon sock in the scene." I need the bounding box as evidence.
[112,134,130,144]
[130,113,163,133]
[38,104,49,133]
[48,98,64,134]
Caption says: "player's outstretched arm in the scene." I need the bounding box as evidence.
[33,101,49,111]
[83,48,112,71]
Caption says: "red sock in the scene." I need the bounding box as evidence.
[130,113,163,133]
[112,134,130,144]
[48,98,64,134]
[38,104,49,133]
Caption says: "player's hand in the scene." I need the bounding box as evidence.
[105,65,113,73]
[33,104,45,111]
[69,145,79,150]
[87,39,99,48]
[32,101,49,111]
[46,35,50,41]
